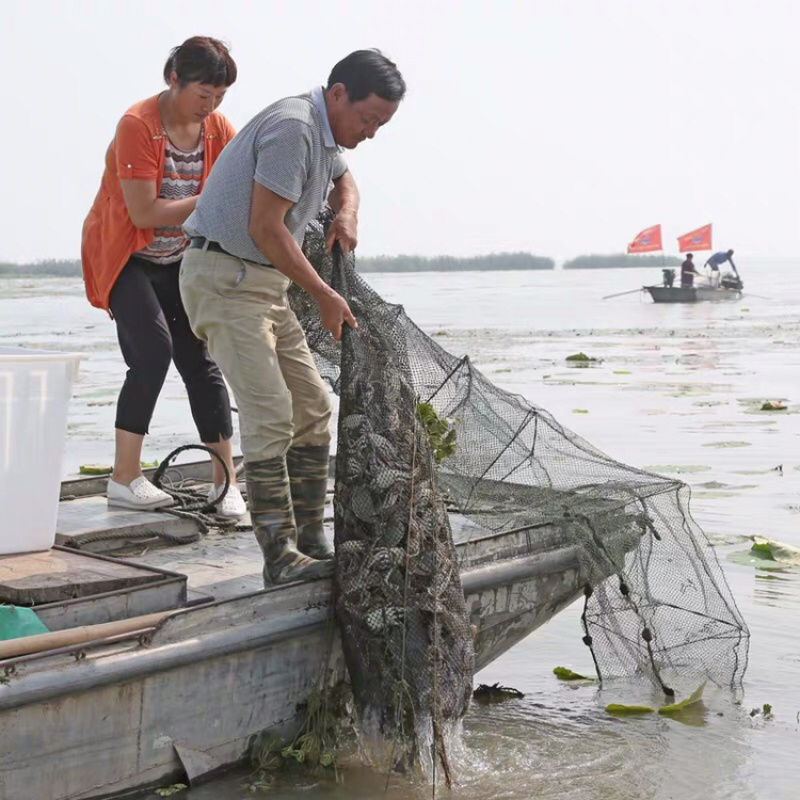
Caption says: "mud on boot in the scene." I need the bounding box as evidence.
[245,456,333,586]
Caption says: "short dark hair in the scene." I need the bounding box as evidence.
[163,36,237,88]
[327,49,406,103]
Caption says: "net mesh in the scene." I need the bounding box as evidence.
[292,214,749,773]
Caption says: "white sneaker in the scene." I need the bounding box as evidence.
[107,476,174,510]
[208,483,247,519]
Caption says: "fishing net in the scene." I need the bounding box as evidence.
[292,213,749,774]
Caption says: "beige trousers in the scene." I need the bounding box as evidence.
[179,246,332,462]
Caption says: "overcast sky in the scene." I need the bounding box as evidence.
[2,0,798,263]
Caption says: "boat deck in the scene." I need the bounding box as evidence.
[49,476,486,605]
[1,463,645,644]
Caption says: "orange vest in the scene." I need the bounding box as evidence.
[81,94,235,309]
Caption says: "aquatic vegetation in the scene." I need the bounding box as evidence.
[552,666,594,681]
[726,536,800,571]
[749,536,800,566]
[749,703,774,720]
[154,785,187,797]
[643,464,712,475]
[566,352,600,364]
[658,683,705,715]
[78,464,112,475]
[727,549,787,571]
[414,401,458,464]
[605,703,655,715]
[605,684,705,717]
[249,681,351,783]
[473,682,525,703]
[760,400,787,411]
[572,409,589,414]
[79,459,159,475]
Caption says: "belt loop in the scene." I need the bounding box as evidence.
[202,238,211,253]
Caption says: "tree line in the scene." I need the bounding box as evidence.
[357,252,555,272]
[1,252,685,277]
[562,253,682,270]
[0,259,82,276]
[0,252,556,276]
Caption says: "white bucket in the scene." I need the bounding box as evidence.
[0,348,83,555]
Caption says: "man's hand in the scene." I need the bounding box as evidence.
[325,209,358,254]
[314,286,358,341]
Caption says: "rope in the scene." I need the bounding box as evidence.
[151,444,253,534]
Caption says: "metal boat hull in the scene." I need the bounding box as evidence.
[645,285,743,303]
[0,466,645,800]
[0,545,582,800]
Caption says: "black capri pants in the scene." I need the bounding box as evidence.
[108,255,233,442]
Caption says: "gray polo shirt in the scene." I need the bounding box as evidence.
[184,86,347,265]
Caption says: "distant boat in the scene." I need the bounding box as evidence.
[624,222,745,303]
[603,271,744,303]
[644,283,743,304]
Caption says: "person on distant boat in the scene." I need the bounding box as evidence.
[680,253,701,288]
[704,249,735,288]
[179,50,405,586]
[81,37,245,518]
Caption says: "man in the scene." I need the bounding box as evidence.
[180,50,406,585]
[704,249,736,288]
[680,253,700,287]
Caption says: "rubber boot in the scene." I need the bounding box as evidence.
[286,444,334,561]
[245,456,333,587]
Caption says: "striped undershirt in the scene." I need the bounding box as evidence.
[135,131,204,264]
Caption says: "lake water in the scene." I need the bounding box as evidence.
[1,262,799,799]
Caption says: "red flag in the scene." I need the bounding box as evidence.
[677,224,712,252]
[627,225,662,254]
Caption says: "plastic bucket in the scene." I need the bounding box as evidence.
[0,348,83,555]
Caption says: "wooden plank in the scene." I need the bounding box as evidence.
[0,548,161,605]
[56,495,200,554]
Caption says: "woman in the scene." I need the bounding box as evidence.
[82,36,245,517]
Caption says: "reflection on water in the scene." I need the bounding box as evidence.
[2,263,800,799]
[754,572,800,609]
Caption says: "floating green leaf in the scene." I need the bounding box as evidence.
[553,666,594,681]
[658,682,705,714]
[750,538,773,556]
[566,352,598,362]
[572,409,589,414]
[727,548,787,571]
[605,703,655,715]
[749,536,800,566]
[78,464,112,475]
[643,464,712,475]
